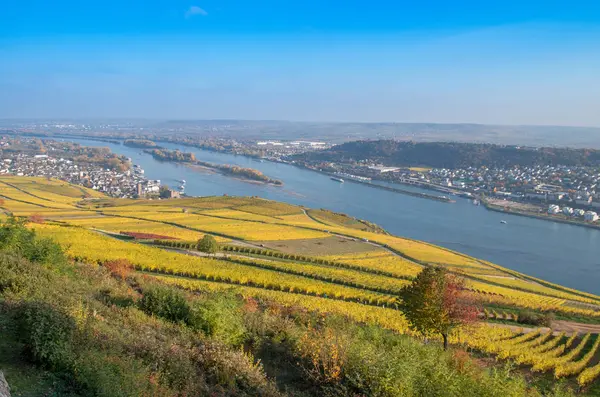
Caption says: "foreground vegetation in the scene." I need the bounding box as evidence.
[1,176,600,395]
[0,219,579,396]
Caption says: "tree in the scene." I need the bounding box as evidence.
[159,185,171,199]
[399,267,478,350]
[197,234,219,254]
[28,213,45,224]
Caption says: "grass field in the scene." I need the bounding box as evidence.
[4,176,600,391]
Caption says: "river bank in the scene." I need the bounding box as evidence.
[317,171,455,203]
[481,198,600,231]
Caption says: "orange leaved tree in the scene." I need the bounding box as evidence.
[399,266,478,350]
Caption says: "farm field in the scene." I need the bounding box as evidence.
[3,175,600,392]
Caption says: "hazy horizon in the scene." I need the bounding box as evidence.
[3,1,600,126]
[3,119,600,130]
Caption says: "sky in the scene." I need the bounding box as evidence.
[2,0,600,125]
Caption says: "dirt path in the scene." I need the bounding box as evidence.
[489,320,600,336]
[551,320,600,334]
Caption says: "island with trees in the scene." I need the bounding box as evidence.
[147,148,283,185]
[123,139,160,149]
[147,148,196,162]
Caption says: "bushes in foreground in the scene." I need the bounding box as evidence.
[517,310,555,327]
[138,284,191,324]
[0,219,580,396]
[0,217,66,266]
[294,320,575,397]
[138,283,247,347]
[188,291,247,346]
[0,220,277,396]
[16,301,76,371]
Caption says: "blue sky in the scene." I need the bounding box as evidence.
[2,0,600,125]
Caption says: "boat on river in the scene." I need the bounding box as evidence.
[330,177,345,183]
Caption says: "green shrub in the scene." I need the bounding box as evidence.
[517,310,554,327]
[193,339,279,396]
[97,287,136,308]
[189,292,246,346]
[197,235,219,254]
[73,350,168,397]
[0,254,39,296]
[304,321,539,397]
[138,285,191,324]
[17,301,76,371]
[0,218,66,265]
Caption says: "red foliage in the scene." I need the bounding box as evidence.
[444,275,480,327]
[450,349,476,375]
[243,297,259,313]
[104,258,134,280]
[28,213,45,224]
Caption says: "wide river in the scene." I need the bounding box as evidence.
[63,138,600,295]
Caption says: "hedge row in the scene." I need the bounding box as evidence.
[139,265,398,309]
[154,239,195,250]
[221,245,413,281]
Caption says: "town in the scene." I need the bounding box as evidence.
[0,137,170,198]
[294,160,600,224]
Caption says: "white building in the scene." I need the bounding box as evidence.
[562,207,574,215]
[368,166,401,173]
[547,204,560,215]
[584,211,599,222]
[257,141,284,146]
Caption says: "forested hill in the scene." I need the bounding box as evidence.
[294,140,600,168]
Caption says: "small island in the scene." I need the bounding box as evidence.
[147,148,196,162]
[124,139,160,149]
[147,148,283,185]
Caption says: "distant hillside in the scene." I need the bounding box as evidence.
[6,120,600,147]
[294,140,600,168]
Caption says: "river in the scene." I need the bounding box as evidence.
[61,138,600,295]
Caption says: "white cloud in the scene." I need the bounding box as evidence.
[185,6,208,18]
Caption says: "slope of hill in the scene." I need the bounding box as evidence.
[9,120,600,147]
[1,176,600,395]
[294,140,600,168]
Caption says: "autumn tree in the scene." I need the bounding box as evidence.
[399,267,478,350]
[197,234,219,254]
[103,258,133,280]
[28,213,45,224]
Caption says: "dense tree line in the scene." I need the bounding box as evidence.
[295,140,600,168]
[147,148,197,162]
[146,148,282,184]
[202,162,283,185]
[123,139,159,148]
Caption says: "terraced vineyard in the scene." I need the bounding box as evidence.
[3,175,600,391]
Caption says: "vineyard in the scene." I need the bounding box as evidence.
[2,175,600,392]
